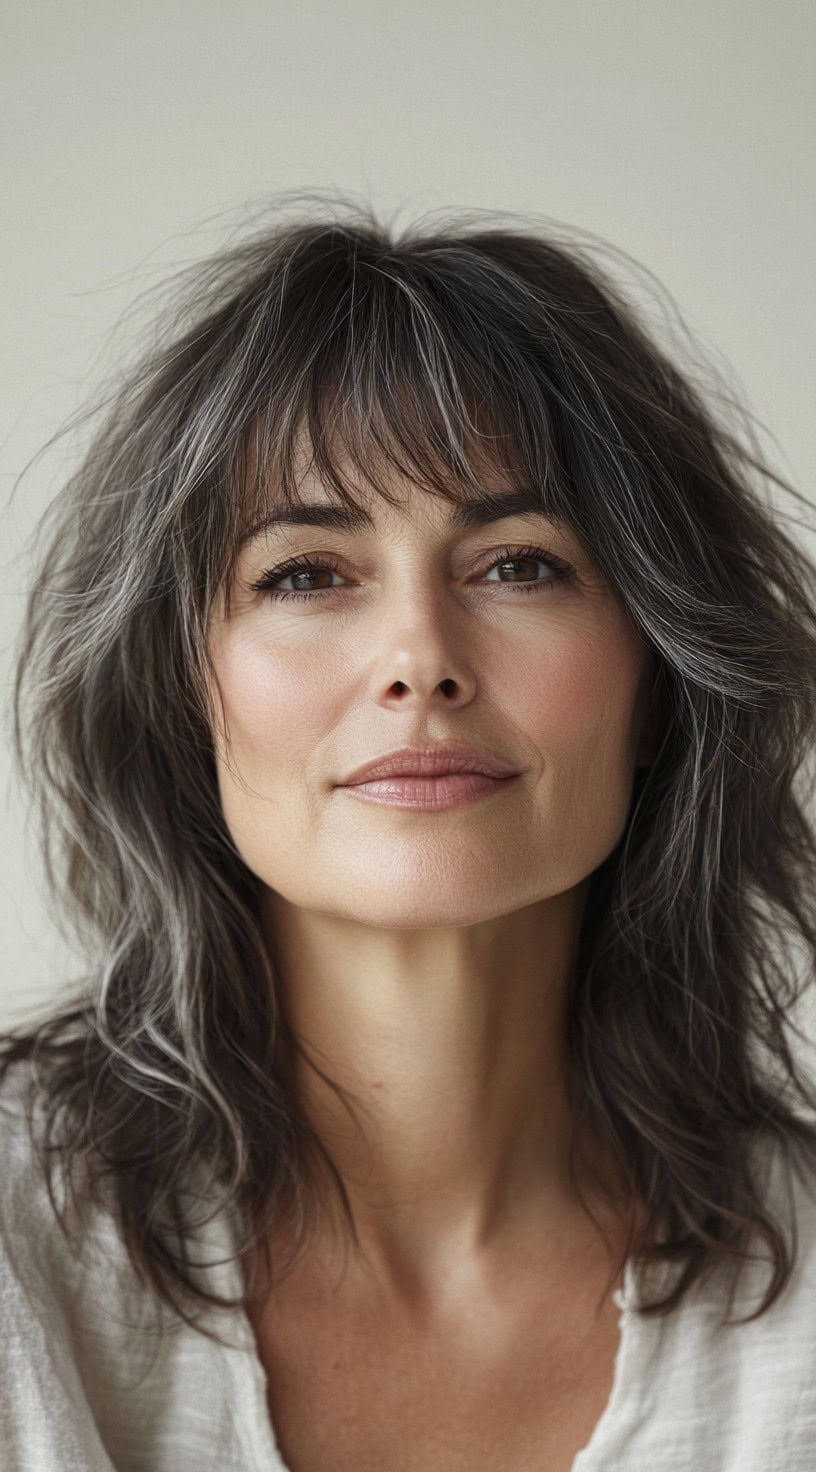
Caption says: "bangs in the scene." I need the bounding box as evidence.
[222,241,576,590]
[17,199,816,1330]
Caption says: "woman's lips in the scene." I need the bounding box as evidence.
[338,771,519,811]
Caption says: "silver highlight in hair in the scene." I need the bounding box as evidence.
[4,192,816,1334]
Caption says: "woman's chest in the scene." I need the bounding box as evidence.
[247,1271,622,1472]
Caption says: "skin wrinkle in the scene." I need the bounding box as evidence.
[206,453,659,1314]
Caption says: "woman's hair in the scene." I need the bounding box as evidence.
[4,192,816,1332]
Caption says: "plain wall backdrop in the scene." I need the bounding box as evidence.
[1,0,815,1039]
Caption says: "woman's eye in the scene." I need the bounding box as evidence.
[250,545,575,603]
[251,558,343,601]
[480,550,573,591]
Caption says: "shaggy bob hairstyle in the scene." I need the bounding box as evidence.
[4,196,816,1335]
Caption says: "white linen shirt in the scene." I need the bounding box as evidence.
[2,1061,816,1471]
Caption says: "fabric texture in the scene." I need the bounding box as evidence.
[2,1058,816,1472]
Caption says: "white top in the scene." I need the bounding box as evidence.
[3,1060,816,1472]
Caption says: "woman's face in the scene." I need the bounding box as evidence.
[205,466,659,931]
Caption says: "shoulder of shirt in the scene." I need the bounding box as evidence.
[709,1125,816,1325]
[0,1055,55,1200]
[0,1055,132,1303]
[620,1125,816,1330]
[0,1058,76,1266]
[764,1124,816,1279]
[0,1056,233,1327]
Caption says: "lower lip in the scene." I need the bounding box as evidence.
[338,773,519,811]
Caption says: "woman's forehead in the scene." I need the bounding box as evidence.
[236,413,550,537]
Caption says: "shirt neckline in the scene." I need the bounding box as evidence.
[204,1213,664,1472]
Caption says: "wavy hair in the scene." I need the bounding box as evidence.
[4,192,816,1332]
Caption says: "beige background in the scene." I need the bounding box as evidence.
[1,0,815,1033]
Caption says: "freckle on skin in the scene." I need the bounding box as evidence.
[371,1081,384,1090]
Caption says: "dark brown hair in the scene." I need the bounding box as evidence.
[4,192,816,1333]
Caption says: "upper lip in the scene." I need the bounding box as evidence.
[339,745,519,785]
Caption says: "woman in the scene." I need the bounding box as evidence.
[3,197,816,1471]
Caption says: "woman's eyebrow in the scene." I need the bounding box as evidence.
[239,488,568,546]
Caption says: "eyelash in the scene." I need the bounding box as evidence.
[249,544,576,603]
